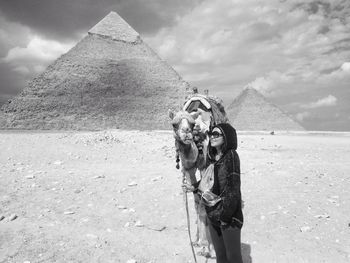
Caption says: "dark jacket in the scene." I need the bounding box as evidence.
[206,123,243,228]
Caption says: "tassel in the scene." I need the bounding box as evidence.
[176,148,180,169]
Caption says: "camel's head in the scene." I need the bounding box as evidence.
[169,110,199,145]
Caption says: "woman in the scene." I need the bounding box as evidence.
[185,123,243,263]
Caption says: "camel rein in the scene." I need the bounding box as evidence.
[182,173,198,263]
[174,131,197,262]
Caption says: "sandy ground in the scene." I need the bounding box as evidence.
[0,130,349,263]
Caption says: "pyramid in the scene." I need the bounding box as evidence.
[0,12,192,130]
[227,87,304,131]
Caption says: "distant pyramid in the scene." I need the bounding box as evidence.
[227,87,304,131]
[0,12,191,130]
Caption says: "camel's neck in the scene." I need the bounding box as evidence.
[178,141,192,154]
[176,140,198,169]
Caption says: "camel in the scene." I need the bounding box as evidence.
[169,94,229,258]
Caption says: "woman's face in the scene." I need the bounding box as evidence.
[209,127,224,148]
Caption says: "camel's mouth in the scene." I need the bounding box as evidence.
[182,137,193,144]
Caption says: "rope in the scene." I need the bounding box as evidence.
[183,175,198,263]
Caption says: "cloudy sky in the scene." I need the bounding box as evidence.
[0,0,349,131]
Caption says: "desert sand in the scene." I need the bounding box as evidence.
[1,130,349,263]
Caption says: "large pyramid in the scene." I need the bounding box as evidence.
[227,87,304,131]
[0,12,191,130]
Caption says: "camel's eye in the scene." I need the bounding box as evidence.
[179,128,191,134]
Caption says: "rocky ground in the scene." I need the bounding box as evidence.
[0,130,349,263]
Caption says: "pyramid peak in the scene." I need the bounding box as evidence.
[228,86,263,107]
[243,85,259,93]
[88,11,140,43]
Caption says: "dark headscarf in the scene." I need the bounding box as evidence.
[216,123,237,152]
[208,123,238,161]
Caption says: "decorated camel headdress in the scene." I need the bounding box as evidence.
[182,94,229,127]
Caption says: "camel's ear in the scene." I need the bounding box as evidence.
[168,109,175,120]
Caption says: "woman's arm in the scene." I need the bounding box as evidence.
[182,180,200,193]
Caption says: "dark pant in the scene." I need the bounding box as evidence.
[208,222,243,263]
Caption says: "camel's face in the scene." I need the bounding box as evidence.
[177,119,194,145]
[169,110,196,145]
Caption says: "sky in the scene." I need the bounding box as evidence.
[0,0,349,131]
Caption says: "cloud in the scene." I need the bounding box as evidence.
[245,71,294,97]
[301,95,337,109]
[316,61,350,85]
[295,111,311,122]
[0,15,75,101]
[0,15,31,57]
[0,34,74,104]
[245,77,272,96]
[2,36,74,76]
[341,62,350,71]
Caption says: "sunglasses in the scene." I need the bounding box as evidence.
[208,131,222,138]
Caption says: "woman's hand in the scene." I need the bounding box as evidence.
[182,183,196,193]
[220,220,229,229]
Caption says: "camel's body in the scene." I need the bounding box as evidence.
[169,94,228,257]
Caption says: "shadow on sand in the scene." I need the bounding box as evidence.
[242,243,252,263]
